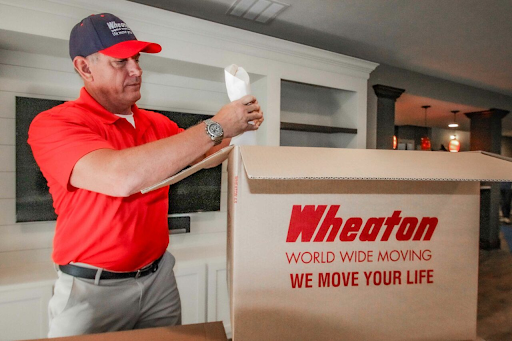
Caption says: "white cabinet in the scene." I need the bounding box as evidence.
[174,259,231,337]
[207,260,231,337]
[0,282,53,340]
[174,263,207,325]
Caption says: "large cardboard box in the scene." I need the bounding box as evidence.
[144,145,512,341]
[226,146,512,341]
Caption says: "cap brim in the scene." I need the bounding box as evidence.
[99,40,162,58]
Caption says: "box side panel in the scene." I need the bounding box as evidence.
[231,180,479,341]
[226,146,241,338]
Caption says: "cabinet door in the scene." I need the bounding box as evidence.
[174,263,207,325]
[0,284,53,340]
[207,260,231,337]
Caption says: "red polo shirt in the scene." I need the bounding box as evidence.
[28,88,184,271]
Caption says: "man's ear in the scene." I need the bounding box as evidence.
[73,56,93,81]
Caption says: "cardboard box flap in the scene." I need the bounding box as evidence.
[28,322,228,340]
[141,145,234,194]
[240,146,512,182]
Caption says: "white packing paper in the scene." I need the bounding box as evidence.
[224,64,257,145]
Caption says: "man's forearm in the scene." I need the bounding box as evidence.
[70,123,215,197]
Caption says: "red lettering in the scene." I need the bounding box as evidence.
[318,272,359,287]
[339,251,354,262]
[381,211,402,241]
[339,217,363,241]
[319,272,330,287]
[413,217,438,241]
[290,273,305,288]
[427,269,434,283]
[359,217,384,241]
[286,252,300,264]
[406,269,434,284]
[313,205,342,242]
[286,206,437,242]
[342,272,359,286]
[305,273,313,288]
[364,271,402,286]
[287,252,336,264]
[290,273,314,288]
[396,217,418,241]
[286,205,327,242]
[301,252,312,263]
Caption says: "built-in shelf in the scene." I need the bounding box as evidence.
[280,122,357,134]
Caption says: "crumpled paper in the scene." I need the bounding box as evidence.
[224,64,257,145]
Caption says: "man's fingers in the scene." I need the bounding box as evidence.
[244,103,260,114]
[240,95,256,106]
[247,111,263,122]
[245,113,264,130]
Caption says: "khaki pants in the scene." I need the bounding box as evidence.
[48,251,181,338]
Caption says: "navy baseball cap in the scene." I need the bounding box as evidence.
[69,13,161,60]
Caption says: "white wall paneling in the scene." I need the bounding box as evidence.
[0,223,55,253]
[0,146,14,172]
[0,118,14,145]
[0,199,15,226]
[0,172,14,199]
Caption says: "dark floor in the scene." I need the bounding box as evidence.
[477,227,512,341]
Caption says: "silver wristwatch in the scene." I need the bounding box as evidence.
[204,119,224,146]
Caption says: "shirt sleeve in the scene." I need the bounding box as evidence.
[145,109,185,137]
[28,109,114,190]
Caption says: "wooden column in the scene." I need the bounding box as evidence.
[373,84,405,149]
[465,108,510,249]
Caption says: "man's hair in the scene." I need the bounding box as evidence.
[74,53,101,78]
[86,53,100,63]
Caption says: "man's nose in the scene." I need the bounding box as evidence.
[127,59,142,77]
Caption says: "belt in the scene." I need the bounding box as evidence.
[58,255,163,280]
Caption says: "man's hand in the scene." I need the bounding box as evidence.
[212,95,264,138]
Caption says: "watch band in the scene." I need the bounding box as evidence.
[204,119,224,146]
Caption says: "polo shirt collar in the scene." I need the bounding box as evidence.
[75,88,151,134]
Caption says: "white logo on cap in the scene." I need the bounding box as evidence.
[106,21,133,36]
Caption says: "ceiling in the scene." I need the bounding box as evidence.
[129,0,512,133]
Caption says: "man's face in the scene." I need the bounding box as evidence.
[88,52,143,110]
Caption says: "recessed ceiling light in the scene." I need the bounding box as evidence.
[244,0,271,20]
[256,2,288,23]
[229,0,256,17]
[228,0,290,24]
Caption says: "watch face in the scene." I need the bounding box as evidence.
[208,124,222,136]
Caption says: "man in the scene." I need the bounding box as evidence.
[28,13,263,337]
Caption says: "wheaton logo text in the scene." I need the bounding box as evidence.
[286,205,438,242]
